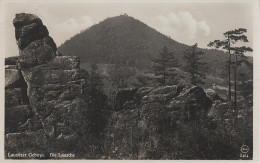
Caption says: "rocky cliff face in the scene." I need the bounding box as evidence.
[105,85,213,159]
[5,58,31,134]
[5,13,90,157]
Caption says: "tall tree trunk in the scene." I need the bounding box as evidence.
[234,55,238,116]
[192,45,195,85]
[228,33,232,103]
[130,127,133,157]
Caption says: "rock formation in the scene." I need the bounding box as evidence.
[5,57,31,134]
[107,85,213,159]
[5,13,89,157]
[6,13,249,160]
[13,13,56,52]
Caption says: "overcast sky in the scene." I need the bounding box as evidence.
[3,0,256,57]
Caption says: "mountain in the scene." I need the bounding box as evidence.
[59,15,217,67]
[59,15,184,67]
[58,14,252,91]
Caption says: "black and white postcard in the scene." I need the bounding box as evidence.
[1,0,259,162]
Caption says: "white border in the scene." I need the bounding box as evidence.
[0,0,259,162]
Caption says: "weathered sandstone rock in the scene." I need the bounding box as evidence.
[5,68,26,88]
[5,62,32,134]
[5,13,90,155]
[13,13,57,53]
[108,85,212,159]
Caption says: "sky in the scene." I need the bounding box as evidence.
[2,0,256,57]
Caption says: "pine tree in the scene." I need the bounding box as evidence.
[231,46,252,113]
[152,46,178,85]
[207,28,252,103]
[183,43,206,86]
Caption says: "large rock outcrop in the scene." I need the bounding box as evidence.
[13,13,56,52]
[105,85,213,159]
[5,13,90,157]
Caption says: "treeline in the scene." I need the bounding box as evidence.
[58,14,252,80]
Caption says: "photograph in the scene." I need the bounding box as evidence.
[1,0,259,161]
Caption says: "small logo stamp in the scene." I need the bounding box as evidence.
[240,145,249,159]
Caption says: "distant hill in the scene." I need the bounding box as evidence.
[59,15,187,67]
[58,14,252,91]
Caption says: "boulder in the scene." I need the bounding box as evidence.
[13,13,49,50]
[13,13,57,52]
[168,86,212,120]
[13,13,43,28]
